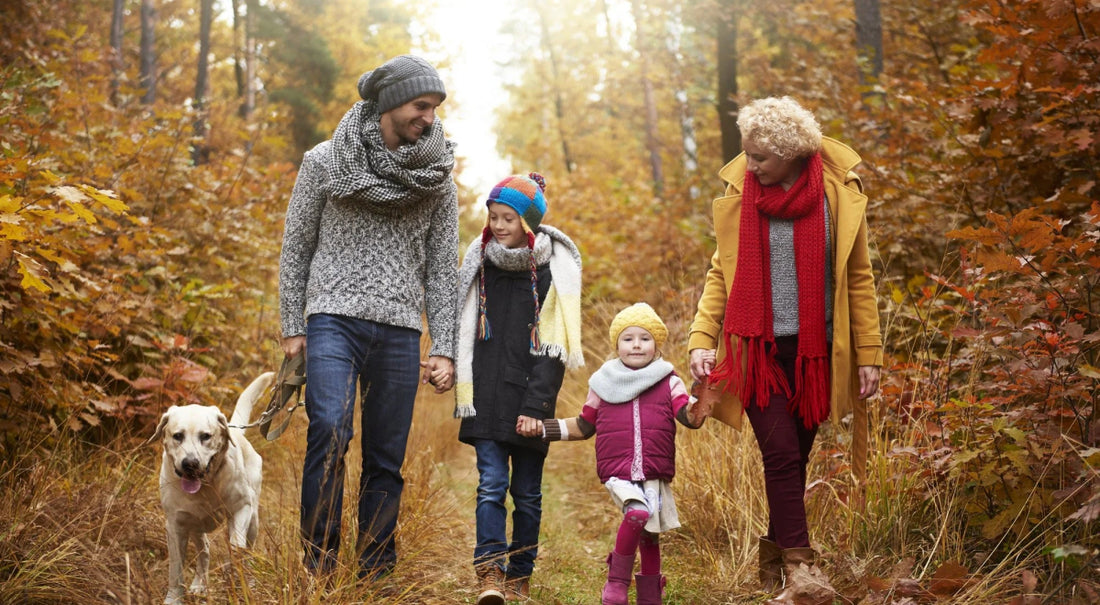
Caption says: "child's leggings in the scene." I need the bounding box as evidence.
[613,501,661,574]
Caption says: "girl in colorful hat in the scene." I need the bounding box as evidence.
[520,302,708,605]
[453,172,584,604]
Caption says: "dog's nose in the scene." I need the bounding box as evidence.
[181,457,201,474]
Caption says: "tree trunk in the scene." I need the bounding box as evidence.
[854,0,884,99]
[193,0,214,164]
[535,5,574,174]
[244,0,257,117]
[599,0,618,56]
[232,0,244,101]
[109,0,124,106]
[632,0,665,199]
[717,8,740,163]
[667,4,698,199]
[139,0,156,104]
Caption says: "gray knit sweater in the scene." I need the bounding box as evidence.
[279,140,459,358]
[769,197,834,339]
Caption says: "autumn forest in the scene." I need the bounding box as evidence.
[0,0,1097,603]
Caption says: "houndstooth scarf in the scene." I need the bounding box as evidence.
[325,99,456,212]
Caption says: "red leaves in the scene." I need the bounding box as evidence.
[864,559,973,603]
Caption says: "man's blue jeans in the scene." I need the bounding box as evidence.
[473,439,546,579]
[300,314,420,577]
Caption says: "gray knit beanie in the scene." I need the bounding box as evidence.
[357,55,447,114]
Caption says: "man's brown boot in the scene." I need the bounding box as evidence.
[475,565,505,605]
[504,575,530,602]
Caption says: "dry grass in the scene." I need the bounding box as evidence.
[0,303,1070,604]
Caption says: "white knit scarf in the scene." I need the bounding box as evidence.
[453,225,584,418]
[589,358,675,404]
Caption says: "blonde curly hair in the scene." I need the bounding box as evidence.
[737,96,822,160]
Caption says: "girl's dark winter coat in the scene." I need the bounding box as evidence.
[458,259,565,454]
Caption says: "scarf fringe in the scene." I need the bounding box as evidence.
[453,403,476,419]
[711,334,791,410]
[477,295,492,340]
[535,343,585,369]
[792,355,830,428]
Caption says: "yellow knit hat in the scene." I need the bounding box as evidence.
[609,302,668,350]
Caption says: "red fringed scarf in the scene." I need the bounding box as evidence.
[709,152,831,428]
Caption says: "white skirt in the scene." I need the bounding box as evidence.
[604,477,681,533]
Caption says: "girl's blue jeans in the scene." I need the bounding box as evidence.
[472,439,546,579]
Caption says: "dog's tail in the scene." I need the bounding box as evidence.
[231,371,277,427]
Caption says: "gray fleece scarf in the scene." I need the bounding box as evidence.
[326,99,456,213]
[589,358,675,404]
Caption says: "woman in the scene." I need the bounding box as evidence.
[688,96,882,602]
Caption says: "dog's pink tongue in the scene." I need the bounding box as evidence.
[181,478,202,494]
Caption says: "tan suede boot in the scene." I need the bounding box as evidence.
[758,537,784,592]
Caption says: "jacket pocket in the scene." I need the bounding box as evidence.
[503,365,528,387]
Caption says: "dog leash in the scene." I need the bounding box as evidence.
[228,354,306,440]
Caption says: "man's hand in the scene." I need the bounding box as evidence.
[515,415,542,438]
[420,356,455,394]
[282,335,306,358]
[689,348,716,382]
[858,365,881,399]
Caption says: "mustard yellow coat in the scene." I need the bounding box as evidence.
[689,137,883,474]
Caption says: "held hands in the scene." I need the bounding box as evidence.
[689,348,716,382]
[420,356,455,394]
[515,415,542,438]
[685,398,708,428]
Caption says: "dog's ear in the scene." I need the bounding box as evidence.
[145,407,174,447]
[218,411,236,449]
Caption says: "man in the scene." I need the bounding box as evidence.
[279,54,458,581]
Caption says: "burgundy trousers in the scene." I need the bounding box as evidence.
[744,335,819,549]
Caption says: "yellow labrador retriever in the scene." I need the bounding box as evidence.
[149,372,274,605]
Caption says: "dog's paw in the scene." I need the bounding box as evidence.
[188,577,208,595]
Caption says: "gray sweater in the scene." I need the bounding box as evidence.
[769,197,834,339]
[279,140,459,358]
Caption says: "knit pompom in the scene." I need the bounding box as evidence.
[528,172,547,192]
